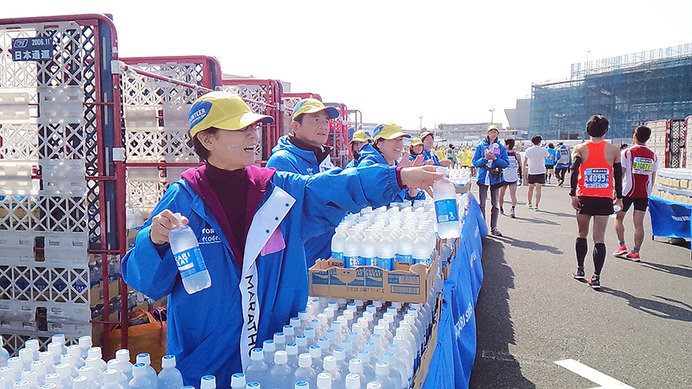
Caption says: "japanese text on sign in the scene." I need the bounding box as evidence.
[12,37,54,62]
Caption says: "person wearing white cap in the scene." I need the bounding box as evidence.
[472,125,509,236]
[122,92,442,387]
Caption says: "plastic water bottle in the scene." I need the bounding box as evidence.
[293,353,317,389]
[135,353,158,388]
[269,351,292,389]
[169,213,211,294]
[359,235,378,267]
[331,226,347,260]
[347,359,370,388]
[115,349,134,382]
[395,230,414,268]
[245,383,261,389]
[321,356,343,389]
[230,373,246,389]
[380,354,404,389]
[433,168,461,239]
[244,348,268,387]
[374,232,395,271]
[371,362,395,389]
[157,355,183,389]
[87,347,108,373]
[343,232,363,268]
[200,375,216,389]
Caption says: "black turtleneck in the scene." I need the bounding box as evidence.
[288,135,332,164]
[205,163,248,255]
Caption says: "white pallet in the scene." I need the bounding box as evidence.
[40,159,87,196]
[0,160,39,195]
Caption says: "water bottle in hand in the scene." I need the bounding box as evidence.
[169,213,211,294]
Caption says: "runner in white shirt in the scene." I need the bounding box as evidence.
[522,135,551,210]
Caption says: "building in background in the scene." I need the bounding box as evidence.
[505,98,531,135]
[529,43,692,140]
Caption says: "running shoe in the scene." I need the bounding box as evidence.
[500,206,505,215]
[625,251,641,262]
[491,228,503,237]
[510,207,516,219]
[613,245,628,257]
[587,276,601,290]
[533,205,539,211]
[572,268,585,280]
[526,203,533,209]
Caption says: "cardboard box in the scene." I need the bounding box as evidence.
[308,254,438,304]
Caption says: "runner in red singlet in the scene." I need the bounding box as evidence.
[569,115,623,289]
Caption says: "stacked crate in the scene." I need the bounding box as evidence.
[0,15,123,353]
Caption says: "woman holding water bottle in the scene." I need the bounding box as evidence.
[121,92,441,388]
[472,125,510,236]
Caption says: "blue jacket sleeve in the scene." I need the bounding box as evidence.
[494,145,510,169]
[121,184,190,300]
[266,150,300,173]
[472,145,486,168]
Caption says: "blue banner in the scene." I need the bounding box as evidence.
[423,194,485,389]
[649,196,692,239]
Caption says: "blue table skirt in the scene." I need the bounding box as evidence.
[649,195,692,239]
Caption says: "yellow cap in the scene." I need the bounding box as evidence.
[188,91,273,137]
[420,131,434,140]
[350,130,372,143]
[410,137,423,147]
[291,98,340,121]
[373,123,410,141]
[487,125,499,132]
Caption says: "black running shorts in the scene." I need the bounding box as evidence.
[622,197,648,212]
[577,196,614,216]
[527,174,546,185]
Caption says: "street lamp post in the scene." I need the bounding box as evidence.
[419,116,423,130]
[489,108,495,124]
[555,114,566,140]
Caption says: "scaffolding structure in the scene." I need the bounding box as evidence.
[531,44,692,140]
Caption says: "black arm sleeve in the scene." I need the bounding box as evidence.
[569,156,582,196]
[613,162,623,199]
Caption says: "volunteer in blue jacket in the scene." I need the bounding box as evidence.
[121,91,441,388]
[266,98,340,264]
[420,130,441,166]
[357,123,425,201]
[345,129,372,168]
[472,125,510,236]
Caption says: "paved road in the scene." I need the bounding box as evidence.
[468,181,692,389]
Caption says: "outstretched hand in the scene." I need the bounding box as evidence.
[400,166,443,194]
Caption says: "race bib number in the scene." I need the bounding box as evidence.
[584,168,610,188]
[632,157,654,175]
[509,158,518,168]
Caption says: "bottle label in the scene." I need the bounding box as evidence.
[374,256,393,271]
[395,254,413,267]
[435,198,459,223]
[343,256,364,268]
[331,251,344,260]
[174,247,207,278]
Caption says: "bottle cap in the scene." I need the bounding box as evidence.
[162,354,177,368]
[250,348,264,361]
[290,317,301,327]
[78,336,92,350]
[295,335,307,347]
[263,340,276,352]
[200,375,216,389]
[345,374,361,389]
[115,349,130,362]
[357,349,371,362]
[286,343,298,356]
[375,361,390,375]
[273,332,285,344]
[309,345,321,358]
[283,324,295,336]
[231,373,246,387]
[367,382,382,389]
[274,350,288,365]
[136,353,151,365]
[317,372,332,388]
[132,363,147,377]
[246,383,261,388]
[87,347,103,359]
[348,358,363,373]
[298,353,312,368]
[333,348,345,362]
[295,382,309,389]
[323,355,337,370]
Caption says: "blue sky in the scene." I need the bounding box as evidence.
[3,0,692,130]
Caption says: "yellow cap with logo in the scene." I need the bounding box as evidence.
[188,91,273,137]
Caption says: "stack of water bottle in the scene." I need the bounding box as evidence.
[0,334,186,389]
[232,294,439,389]
[447,166,472,193]
[330,205,437,270]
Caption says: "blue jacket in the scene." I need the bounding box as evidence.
[266,136,337,265]
[545,148,558,166]
[422,148,441,166]
[121,164,404,387]
[472,139,510,186]
[357,144,425,201]
[555,145,572,168]
[266,135,335,175]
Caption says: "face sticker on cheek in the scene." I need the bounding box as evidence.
[228,145,239,150]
